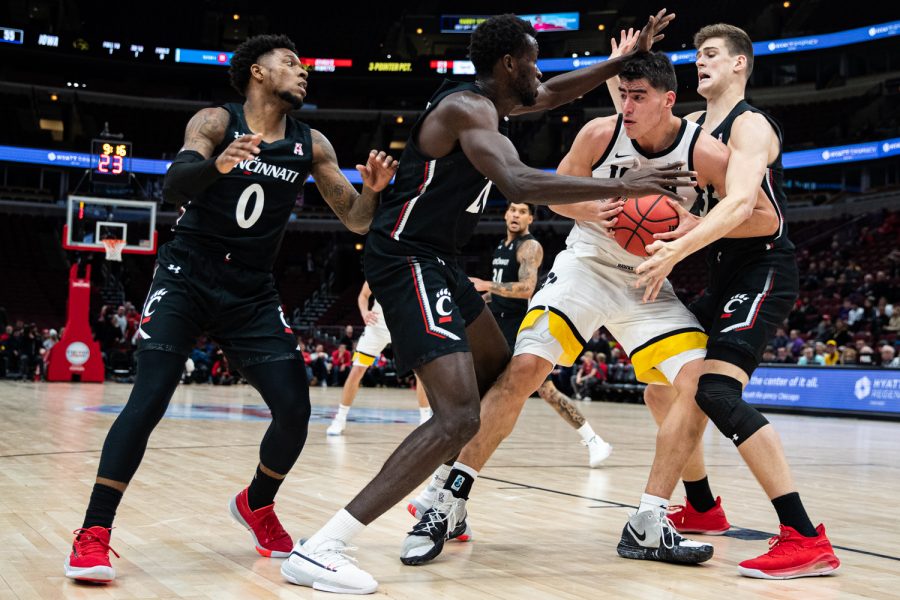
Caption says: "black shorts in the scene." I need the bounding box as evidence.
[689,248,799,377]
[364,251,484,373]
[491,309,526,352]
[135,240,299,367]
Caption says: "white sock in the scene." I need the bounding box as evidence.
[336,405,350,420]
[419,463,451,503]
[450,461,479,479]
[577,422,597,443]
[638,493,669,517]
[305,509,365,549]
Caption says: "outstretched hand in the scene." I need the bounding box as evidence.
[357,150,398,192]
[620,161,695,202]
[653,198,702,241]
[610,28,639,59]
[634,8,676,54]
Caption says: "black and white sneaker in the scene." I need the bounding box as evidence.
[400,490,471,565]
[616,510,714,564]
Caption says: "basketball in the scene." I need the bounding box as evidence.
[612,194,680,257]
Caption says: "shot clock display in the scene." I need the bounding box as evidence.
[91,139,131,184]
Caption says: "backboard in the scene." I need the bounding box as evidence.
[62,195,158,255]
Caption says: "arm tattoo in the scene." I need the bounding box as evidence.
[489,240,543,299]
[182,108,228,157]
[310,130,363,227]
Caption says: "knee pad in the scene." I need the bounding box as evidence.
[695,373,768,446]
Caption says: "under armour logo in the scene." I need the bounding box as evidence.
[732,434,739,442]
[167,263,181,274]
[233,131,242,139]
[541,272,557,289]
[294,142,304,156]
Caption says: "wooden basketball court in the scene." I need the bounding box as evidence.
[0,380,896,599]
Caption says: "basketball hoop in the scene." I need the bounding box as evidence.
[101,239,126,262]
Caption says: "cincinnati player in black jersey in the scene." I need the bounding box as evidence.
[471,202,612,466]
[633,24,839,579]
[283,10,698,594]
[64,35,397,584]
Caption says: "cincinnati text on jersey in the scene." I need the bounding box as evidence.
[236,158,303,183]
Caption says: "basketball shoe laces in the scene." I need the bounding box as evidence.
[408,507,450,539]
[659,515,678,550]
[254,505,289,544]
[764,525,803,557]
[72,528,120,560]
[311,540,360,570]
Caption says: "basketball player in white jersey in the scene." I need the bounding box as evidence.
[326,281,432,435]
[402,51,777,566]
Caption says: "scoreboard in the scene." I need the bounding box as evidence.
[91,139,132,184]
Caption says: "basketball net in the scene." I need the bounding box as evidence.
[101,239,126,262]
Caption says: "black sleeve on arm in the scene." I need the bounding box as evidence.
[162,150,224,204]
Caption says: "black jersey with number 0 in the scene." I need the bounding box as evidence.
[367,79,507,258]
[171,102,312,271]
[696,100,794,256]
[489,233,536,319]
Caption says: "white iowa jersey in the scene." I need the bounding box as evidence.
[565,115,713,269]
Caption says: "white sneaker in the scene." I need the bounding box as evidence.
[400,490,469,566]
[281,539,377,594]
[583,436,612,468]
[326,417,346,436]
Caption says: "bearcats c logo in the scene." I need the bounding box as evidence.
[138,288,168,339]
[435,288,453,323]
[723,293,750,314]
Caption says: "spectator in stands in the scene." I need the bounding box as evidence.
[815,314,835,342]
[840,347,858,365]
[338,325,355,348]
[858,345,876,365]
[761,346,776,363]
[848,299,865,330]
[832,317,852,347]
[211,350,235,385]
[822,340,840,365]
[43,329,58,351]
[875,296,894,329]
[297,340,313,381]
[330,343,352,386]
[771,327,789,350]
[886,310,900,333]
[797,346,825,366]
[549,364,575,396]
[609,346,629,365]
[113,305,128,336]
[837,299,853,322]
[189,339,212,383]
[572,351,599,401]
[878,344,899,368]
[310,343,331,387]
[775,346,795,364]
[584,330,610,355]
[789,329,806,357]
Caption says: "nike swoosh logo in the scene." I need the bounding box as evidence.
[627,523,647,542]
[614,152,631,158]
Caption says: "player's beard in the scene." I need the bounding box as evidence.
[514,74,538,107]
[277,89,304,109]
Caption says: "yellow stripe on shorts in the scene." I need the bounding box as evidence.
[630,329,708,385]
[517,306,585,366]
[352,351,376,366]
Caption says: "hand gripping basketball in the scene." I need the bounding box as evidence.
[613,195,680,257]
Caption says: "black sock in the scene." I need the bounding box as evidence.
[772,492,817,537]
[443,468,475,500]
[683,476,717,513]
[82,483,124,529]
[247,465,284,510]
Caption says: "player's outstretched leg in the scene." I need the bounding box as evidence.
[537,379,612,467]
[642,384,730,535]
[327,365,367,436]
[65,350,185,583]
[230,358,310,557]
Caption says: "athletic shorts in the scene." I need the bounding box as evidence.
[353,300,392,366]
[515,248,707,385]
[135,240,299,367]
[690,248,799,377]
[364,251,484,373]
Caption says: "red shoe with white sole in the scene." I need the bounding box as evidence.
[738,523,840,579]
[229,488,293,558]
[64,526,119,583]
[668,496,731,535]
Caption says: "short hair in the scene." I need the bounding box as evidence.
[507,201,535,215]
[229,34,298,96]
[620,52,677,93]
[694,23,754,79]
[469,14,536,76]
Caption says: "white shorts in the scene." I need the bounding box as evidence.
[514,248,707,385]
[353,307,392,367]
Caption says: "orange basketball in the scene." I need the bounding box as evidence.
[612,194,680,257]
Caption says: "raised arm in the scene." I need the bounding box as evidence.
[451,94,694,204]
[310,129,397,235]
[603,28,640,114]
[512,9,674,116]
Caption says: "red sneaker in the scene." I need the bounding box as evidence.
[64,526,119,583]
[739,523,840,579]
[229,488,293,558]
[668,496,731,535]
